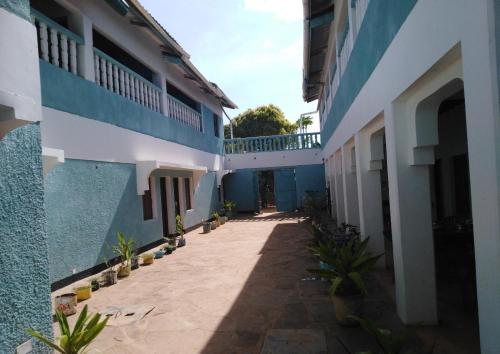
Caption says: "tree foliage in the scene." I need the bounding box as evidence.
[296,115,314,133]
[224,104,297,138]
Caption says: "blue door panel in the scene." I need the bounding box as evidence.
[274,168,297,212]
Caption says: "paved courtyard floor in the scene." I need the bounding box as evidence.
[52,212,478,353]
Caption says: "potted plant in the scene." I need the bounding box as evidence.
[54,293,78,316]
[101,258,118,286]
[131,250,139,270]
[154,249,164,259]
[73,283,92,302]
[203,219,212,233]
[165,244,175,254]
[90,277,100,291]
[210,221,217,230]
[352,317,413,354]
[176,214,186,247]
[219,210,227,225]
[308,237,383,326]
[212,212,220,227]
[113,231,135,278]
[28,304,109,354]
[141,252,154,265]
[223,200,236,218]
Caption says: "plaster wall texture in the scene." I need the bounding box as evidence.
[45,159,220,283]
[40,107,223,171]
[0,0,29,20]
[0,7,42,136]
[40,62,224,155]
[225,148,323,171]
[0,124,53,353]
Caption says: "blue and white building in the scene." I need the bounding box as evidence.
[303,0,500,352]
[0,0,327,352]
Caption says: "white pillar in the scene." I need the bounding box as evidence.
[333,152,345,225]
[342,143,360,226]
[384,102,438,325]
[68,14,94,81]
[355,131,385,264]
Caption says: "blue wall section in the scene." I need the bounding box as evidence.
[45,160,221,282]
[0,124,52,353]
[0,0,30,20]
[321,0,418,145]
[39,60,224,155]
[295,164,326,208]
[224,170,259,212]
[223,164,325,212]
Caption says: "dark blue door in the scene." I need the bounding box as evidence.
[274,168,297,212]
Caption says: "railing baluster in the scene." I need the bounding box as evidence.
[50,28,59,66]
[60,34,68,71]
[39,22,49,61]
[69,39,77,74]
[100,57,107,88]
[94,53,100,85]
[107,62,113,91]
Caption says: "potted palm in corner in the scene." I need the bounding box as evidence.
[308,237,382,326]
[176,214,186,247]
[223,200,236,218]
[113,232,135,278]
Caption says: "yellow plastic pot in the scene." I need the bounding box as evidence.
[142,253,154,265]
[74,285,92,302]
[118,264,131,278]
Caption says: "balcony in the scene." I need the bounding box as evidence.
[224,132,321,155]
[31,8,204,133]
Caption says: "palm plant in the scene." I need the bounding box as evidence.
[113,231,134,266]
[223,200,236,211]
[27,305,109,354]
[308,237,383,296]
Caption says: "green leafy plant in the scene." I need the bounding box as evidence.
[113,232,135,265]
[27,304,109,354]
[212,212,220,221]
[223,200,236,212]
[176,214,184,237]
[353,317,413,354]
[308,237,383,296]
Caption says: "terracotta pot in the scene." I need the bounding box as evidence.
[211,222,217,230]
[54,293,77,316]
[332,294,364,326]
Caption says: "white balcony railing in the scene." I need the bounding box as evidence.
[93,48,161,113]
[167,94,202,131]
[31,8,83,76]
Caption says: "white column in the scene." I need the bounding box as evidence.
[355,130,385,265]
[342,143,360,226]
[333,152,345,225]
[384,102,438,325]
[70,14,94,81]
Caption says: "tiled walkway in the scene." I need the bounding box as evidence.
[51,212,475,353]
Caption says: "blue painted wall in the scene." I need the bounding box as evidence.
[223,170,259,212]
[0,0,30,20]
[0,124,52,353]
[223,164,326,212]
[39,60,224,155]
[295,164,326,208]
[321,0,418,145]
[45,159,220,282]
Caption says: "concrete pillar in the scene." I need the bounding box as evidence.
[384,102,438,325]
[342,143,360,226]
[460,0,500,350]
[333,152,345,225]
[69,14,94,81]
[156,72,169,116]
[327,157,337,219]
[355,131,385,264]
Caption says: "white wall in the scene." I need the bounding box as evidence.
[224,149,323,170]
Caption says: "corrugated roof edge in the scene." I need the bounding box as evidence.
[127,0,238,109]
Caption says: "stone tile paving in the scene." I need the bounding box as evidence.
[50,212,473,353]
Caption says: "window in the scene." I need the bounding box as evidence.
[184,178,192,210]
[213,114,220,137]
[142,178,154,220]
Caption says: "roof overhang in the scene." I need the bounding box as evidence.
[303,0,335,102]
[136,160,207,195]
[123,0,237,109]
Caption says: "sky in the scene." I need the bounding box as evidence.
[140,0,320,132]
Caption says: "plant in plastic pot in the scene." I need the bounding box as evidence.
[212,212,220,227]
[223,200,236,218]
[308,237,383,326]
[203,219,212,233]
[113,231,135,278]
[176,214,186,247]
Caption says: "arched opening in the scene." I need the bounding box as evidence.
[428,87,480,351]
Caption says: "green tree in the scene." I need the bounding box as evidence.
[296,116,314,133]
[224,104,297,138]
